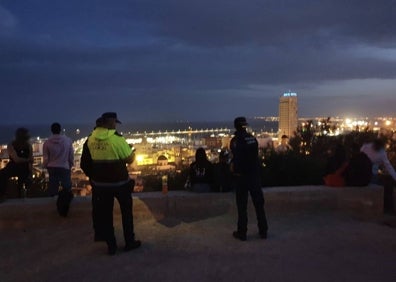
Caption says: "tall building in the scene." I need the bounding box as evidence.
[278,91,298,139]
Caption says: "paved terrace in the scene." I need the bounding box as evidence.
[1,185,396,282]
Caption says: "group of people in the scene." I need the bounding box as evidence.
[79,114,267,253]
[3,113,396,256]
[0,123,75,213]
[0,114,269,255]
[324,139,396,187]
[186,117,269,241]
[187,148,233,193]
[323,139,396,212]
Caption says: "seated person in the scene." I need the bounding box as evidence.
[276,135,292,153]
[0,128,33,201]
[213,150,234,192]
[344,143,372,187]
[360,138,396,212]
[360,138,396,184]
[188,148,215,193]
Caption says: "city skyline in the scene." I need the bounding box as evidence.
[1,0,396,125]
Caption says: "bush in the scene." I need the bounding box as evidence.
[261,151,326,187]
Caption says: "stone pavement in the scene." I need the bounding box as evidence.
[0,191,396,282]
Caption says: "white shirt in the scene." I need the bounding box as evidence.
[360,142,396,181]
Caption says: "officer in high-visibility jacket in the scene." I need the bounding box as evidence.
[83,112,141,255]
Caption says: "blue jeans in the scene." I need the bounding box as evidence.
[191,183,212,193]
[0,162,31,198]
[47,167,72,196]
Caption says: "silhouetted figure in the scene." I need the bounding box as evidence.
[360,139,396,183]
[230,117,268,241]
[43,123,74,216]
[189,147,215,193]
[344,143,372,187]
[360,138,396,212]
[213,150,234,192]
[0,128,33,201]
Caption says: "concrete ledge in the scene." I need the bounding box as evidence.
[133,185,384,221]
[264,185,384,217]
[0,185,384,225]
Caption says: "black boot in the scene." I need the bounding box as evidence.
[106,237,117,256]
[124,239,141,252]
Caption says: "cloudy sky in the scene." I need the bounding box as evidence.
[1,0,395,125]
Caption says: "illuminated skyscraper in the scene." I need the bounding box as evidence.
[278,91,298,139]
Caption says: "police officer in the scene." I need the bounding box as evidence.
[230,117,268,241]
[82,112,141,255]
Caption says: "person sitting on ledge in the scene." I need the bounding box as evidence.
[0,128,33,202]
[360,138,396,184]
[360,138,396,213]
[188,147,215,193]
[213,149,234,192]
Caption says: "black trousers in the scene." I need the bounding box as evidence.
[379,175,395,213]
[235,174,268,234]
[0,162,30,198]
[92,181,135,245]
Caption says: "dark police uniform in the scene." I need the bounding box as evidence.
[230,117,268,240]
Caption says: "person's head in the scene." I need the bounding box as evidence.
[195,147,207,163]
[101,112,121,129]
[15,127,30,143]
[95,117,104,129]
[281,135,289,144]
[51,122,61,134]
[372,138,385,152]
[234,116,248,132]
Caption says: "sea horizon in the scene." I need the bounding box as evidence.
[0,120,278,144]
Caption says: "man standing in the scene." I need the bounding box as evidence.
[83,112,140,255]
[230,117,268,241]
[43,123,74,216]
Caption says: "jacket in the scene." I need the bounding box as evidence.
[43,134,74,169]
[85,127,133,184]
[230,130,260,175]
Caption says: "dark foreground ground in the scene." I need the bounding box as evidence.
[1,195,396,282]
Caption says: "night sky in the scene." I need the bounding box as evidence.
[1,0,395,125]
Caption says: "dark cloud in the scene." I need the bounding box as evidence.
[130,0,396,47]
[0,0,395,124]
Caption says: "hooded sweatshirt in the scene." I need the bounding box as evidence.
[43,134,74,170]
[86,127,133,184]
[361,142,396,181]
